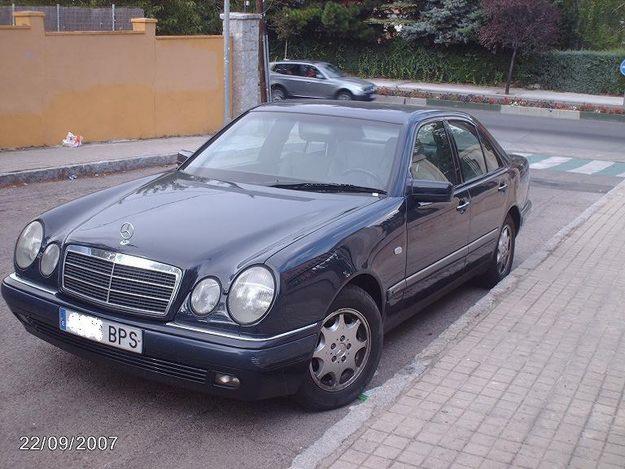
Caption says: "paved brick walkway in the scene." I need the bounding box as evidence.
[328,183,625,468]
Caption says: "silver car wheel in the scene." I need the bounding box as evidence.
[337,91,352,101]
[310,308,371,392]
[272,88,286,102]
[496,225,512,275]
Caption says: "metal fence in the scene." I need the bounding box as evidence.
[0,4,144,31]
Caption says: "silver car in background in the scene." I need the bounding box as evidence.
[269,61,376,101]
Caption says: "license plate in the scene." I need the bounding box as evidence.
[59,308,143,354]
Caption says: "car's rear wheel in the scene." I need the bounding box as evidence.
[479,214,516,288]
[336,90,353,101]
[272,86,287,102]
[294,285,382,410]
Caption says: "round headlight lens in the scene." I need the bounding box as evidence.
[190,278,221,316]
[40,243,60,277]
[227,266,275,325]
[15,221,43,269]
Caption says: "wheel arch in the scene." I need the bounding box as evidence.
[337,272,385,318]
[335,88,353,98]
[507,205,521,235]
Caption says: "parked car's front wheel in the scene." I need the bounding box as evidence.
[294,285,382,410]
[479,214,516,288]
[271,85,288,102]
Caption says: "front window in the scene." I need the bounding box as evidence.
[447,121,488,182]
[183,112,401,192]
[411,121,457,184]
[321,63,346,78]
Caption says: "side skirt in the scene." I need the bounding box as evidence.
[382,260,489,334]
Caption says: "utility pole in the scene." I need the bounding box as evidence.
[256,0,268,102]
[223,0,231,123]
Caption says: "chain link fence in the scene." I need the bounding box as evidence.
[0,4,144,31]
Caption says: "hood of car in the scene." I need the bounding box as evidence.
[64,171,375,271]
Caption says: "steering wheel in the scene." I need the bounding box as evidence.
[340,168,383,188]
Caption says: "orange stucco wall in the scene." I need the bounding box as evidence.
[0,12,224,149]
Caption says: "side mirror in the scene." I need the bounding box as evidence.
[315,73,325,80]
[408,180,453,203]
[177,149,193,166]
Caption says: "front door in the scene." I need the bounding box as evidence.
[446,120,509,269]
[404,120,471,305]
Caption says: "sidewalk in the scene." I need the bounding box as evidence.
[372,79,624,109]
[324,181,625,468]
[0,135,208,187]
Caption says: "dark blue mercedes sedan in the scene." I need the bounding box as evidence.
[2,101,530,410]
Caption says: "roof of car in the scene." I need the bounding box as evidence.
[271,60,329,66]
[251,100,472,125]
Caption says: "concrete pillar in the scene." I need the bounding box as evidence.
[220,12,261,118]
[13,11,45,34]
[131,18,157,35]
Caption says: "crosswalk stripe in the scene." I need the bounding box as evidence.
[567,160,614,175]
[529,157,572,170]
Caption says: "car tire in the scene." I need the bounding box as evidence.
[336,90,353,101]
[479,214,516,288]
[294,285,383,411]
[272,86,287,102]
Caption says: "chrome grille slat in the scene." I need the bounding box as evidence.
[61,245,182,318]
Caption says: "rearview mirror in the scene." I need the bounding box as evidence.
[177,149,193,166]
[408,180,453,203]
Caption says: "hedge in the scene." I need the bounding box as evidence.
[278,40,510,85]
[276,40,625,95]
[517,50,625,95]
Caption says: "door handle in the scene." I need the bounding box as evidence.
[498,182,508,192]
[456,200,470,212]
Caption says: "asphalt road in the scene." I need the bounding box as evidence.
[0,110,622,469]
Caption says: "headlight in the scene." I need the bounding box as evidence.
[40,243,60,277]
[190,278,221,316]
[15,221,43,269]
[227,266,275,325]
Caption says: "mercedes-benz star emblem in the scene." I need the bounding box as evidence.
[120,222,135,245]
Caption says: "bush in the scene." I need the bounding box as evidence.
[517,50,625,95]
[277,41,625,95]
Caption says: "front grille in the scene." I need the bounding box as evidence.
[27,317,207,384]
[62,245,182,317]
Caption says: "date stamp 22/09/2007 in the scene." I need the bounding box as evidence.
[19,435,118,452]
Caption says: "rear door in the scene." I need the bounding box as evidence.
[403,120,471,305]
[446,119,510,270]
[273,63,307,97]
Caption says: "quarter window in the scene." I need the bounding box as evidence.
[411,121,457,184]
[448,121,488,181]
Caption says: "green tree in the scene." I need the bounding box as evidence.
[401,0,483,45]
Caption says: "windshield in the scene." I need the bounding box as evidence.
[322,63,346,78]
[183,111,401,192]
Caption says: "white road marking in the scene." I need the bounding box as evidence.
[568,160,614,175]
[617,172,625,178]
[529,157,571,170]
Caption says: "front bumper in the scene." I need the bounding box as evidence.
[353,91,376,101]
[1,274,318,401]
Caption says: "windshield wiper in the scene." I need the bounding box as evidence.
[272,182,386,195]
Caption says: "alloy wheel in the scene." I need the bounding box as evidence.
[310,308,371,392]
[496,225,512,275]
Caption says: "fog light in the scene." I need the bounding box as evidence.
[214,373,240,388]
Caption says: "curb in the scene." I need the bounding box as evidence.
[290,178,625,469]
[0,153,177,188]
[375,93,625,122]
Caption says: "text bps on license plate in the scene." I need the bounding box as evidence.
[59,308,143,353]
